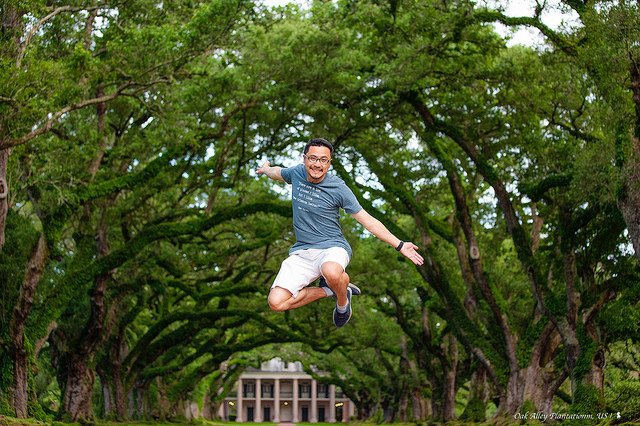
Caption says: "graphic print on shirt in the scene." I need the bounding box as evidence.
[292,181,329,213]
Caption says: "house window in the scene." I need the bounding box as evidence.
[262,383,274,398]
[299,383,311,398]
[243,382,255,398]
[317,383,328,398]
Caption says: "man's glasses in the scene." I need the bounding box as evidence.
[304,154,331,165]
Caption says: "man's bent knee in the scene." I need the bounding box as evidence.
[268,298,288,312]
[268,287,293,312]
[322,262,345,284]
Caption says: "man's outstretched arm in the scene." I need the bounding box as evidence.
[256,161,285,182]
[352,209,425,266]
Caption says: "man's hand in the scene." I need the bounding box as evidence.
[256,160,271,176]
[256,161,284,182]
[400,242,424,266]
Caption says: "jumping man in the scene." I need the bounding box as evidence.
[257,138,424,327]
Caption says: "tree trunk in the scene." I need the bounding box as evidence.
[59,273,110,421]
[520,323,566,414]
[202,392,213,420]
[411,388,431,420]
[97,360,126,420]
[11,349,28,418]
[584,349,605,402]
[461,364,489,422]
[0,0,22,248]
[619,137,640,261]
[139,386,148,419]
[99,374,113,418]
[63,354,96,422]
[621,57,640,262]
[157,377,170,420]
[128,383,148,420]
[113,363,127,419]
[441,334,458,422]
[97,367,118,419]
[382,402,395,423]
[0,148,9,249]
[9,234,48,417]
[60,208,112,421]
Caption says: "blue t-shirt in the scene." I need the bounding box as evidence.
[281,163,363,258]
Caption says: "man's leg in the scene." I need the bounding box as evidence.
[269,251,327,311]
[321,262,350,307]
[267,286,328,312]
[322,261,353,327]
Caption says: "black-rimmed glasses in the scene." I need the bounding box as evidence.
[304,154,331,165]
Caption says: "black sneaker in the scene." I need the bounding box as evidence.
[333,287,352,328]
[319,276,361,296]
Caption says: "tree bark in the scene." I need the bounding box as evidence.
[461,363,489,422]
[619,137,640,261]
[519,322,566,414]
[62,353,96,421]
[620,57,640,262]
[99,372,113,418]
[441,334,458,422]
[584,349,605,402]
[12,349,28,419]
[1,3,22,247]
[157,377,170,420]
[0,148,9,249]
[9,234,49,417]
[113,363,127,419]
[412,388,431,421]
[61,208,112,421]
[97,359,126,419]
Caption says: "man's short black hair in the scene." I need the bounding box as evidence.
[304,138,334,156]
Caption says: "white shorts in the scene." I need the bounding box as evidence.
[271,247,350,298]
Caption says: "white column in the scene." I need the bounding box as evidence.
[236,379,244,422]
[255,378,262,422]
[329,384,336,422]
[218,402,225,420]
[293,378,299,422]
[342,400,348,422]
[273,379,280,423]
[311,379,318,422]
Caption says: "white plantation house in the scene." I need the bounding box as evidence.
[219,358,355,422]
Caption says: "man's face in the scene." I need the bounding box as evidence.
[304,145,332,183]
